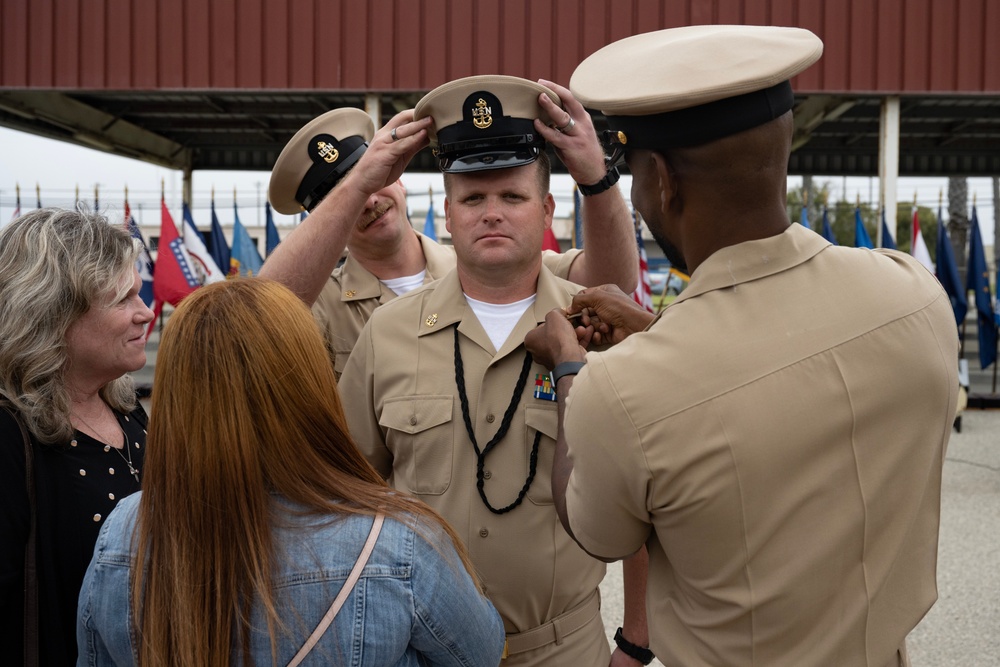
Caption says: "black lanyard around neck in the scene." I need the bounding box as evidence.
[453,326,541,514]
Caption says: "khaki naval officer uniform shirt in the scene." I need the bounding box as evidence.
[340,264,608,667]
[563,223,958,667]
[313,231,580,377]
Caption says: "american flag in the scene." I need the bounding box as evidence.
[631,210,654,313]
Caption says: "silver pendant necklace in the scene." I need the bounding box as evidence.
[72,408,140,482]
[110,430,139,482]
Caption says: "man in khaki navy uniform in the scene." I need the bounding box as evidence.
[338,76,650,667]
[525,26,961,667]
[263,86,638,379]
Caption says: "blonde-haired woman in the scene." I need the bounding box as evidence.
[0,208,154,667]
[76,279,504,666]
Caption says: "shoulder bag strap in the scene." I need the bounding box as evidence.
[1,402,39,667]
[286,512,385,667]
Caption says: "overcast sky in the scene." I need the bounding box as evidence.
[1,126,995,246]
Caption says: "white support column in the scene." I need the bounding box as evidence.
[878,96,900,246]
[365,93,382,130]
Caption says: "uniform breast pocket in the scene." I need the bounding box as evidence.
[379,396,455,496]
[524,406,558,505]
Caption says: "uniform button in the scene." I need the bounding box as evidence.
[483,470,492,479]
[93,514,102,522]
[109,468,115,475]
[79,469,86,476]
[479,528,489,538]
[70,439,78,447]
[136,442,141,449]
[486,414,496,423]
[124,416,130,422]
[104,445,111,452]
[108,493,116,500]
[409,416,417,426]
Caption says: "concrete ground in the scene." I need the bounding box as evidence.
[599,408,1000,666]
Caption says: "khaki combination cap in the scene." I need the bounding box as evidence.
[570,25,823,150]
[269,108,374,214]
[414,75,562,173]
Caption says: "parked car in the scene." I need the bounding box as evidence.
[649,268,688,296]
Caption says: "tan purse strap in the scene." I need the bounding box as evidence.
[286,512,385,667]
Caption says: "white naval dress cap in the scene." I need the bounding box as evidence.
[414,75,562,173]
[570,25,823,150]
[269,108,374,214]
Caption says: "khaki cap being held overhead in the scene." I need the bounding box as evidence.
[268,108,374,214]
[414,75,562,173]
[570,25,823,150]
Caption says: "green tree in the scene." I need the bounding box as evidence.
[788,182,937,258]
[786,181,833,232]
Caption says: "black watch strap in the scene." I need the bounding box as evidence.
[614,627,654,665]
[549,361,586,389]
[578,166,621,196]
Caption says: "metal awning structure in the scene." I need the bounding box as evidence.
[1,0,998,177]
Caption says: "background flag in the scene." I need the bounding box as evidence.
[153,198,200,306]
[966,206,997,369]
[230,202,263,277]
[935,205,967,327]
[124,198,155,307]
[208,198,232,277]
[880,208,897,249]
[821,207,838,244]
[910,207,934,272]
[542,226,561,252]
[423,187,438,241]
[571,185,584,249]
[149,197,201,338]
[631,210,654,313]
[799,204,809,228]
[182,203,226,284]
[35,183,41,209]
[854,207,874,248]
[265,202,281,256]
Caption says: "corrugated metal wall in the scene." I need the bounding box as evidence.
[2,0,998,94]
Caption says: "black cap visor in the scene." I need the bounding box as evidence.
[438,145,541,173]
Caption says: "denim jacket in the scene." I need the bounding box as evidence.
[77,493,505,666]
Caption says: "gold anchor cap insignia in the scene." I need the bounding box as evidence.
[317,140,339,164]
[425,313,439,327]
[472,98,493,129]
[344,289,356,297]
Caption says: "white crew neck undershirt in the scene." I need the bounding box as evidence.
[380,270,427,296]
[465,294,536,351]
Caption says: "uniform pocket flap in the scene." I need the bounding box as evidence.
[524,405,558,439]
[380,395,454,435]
